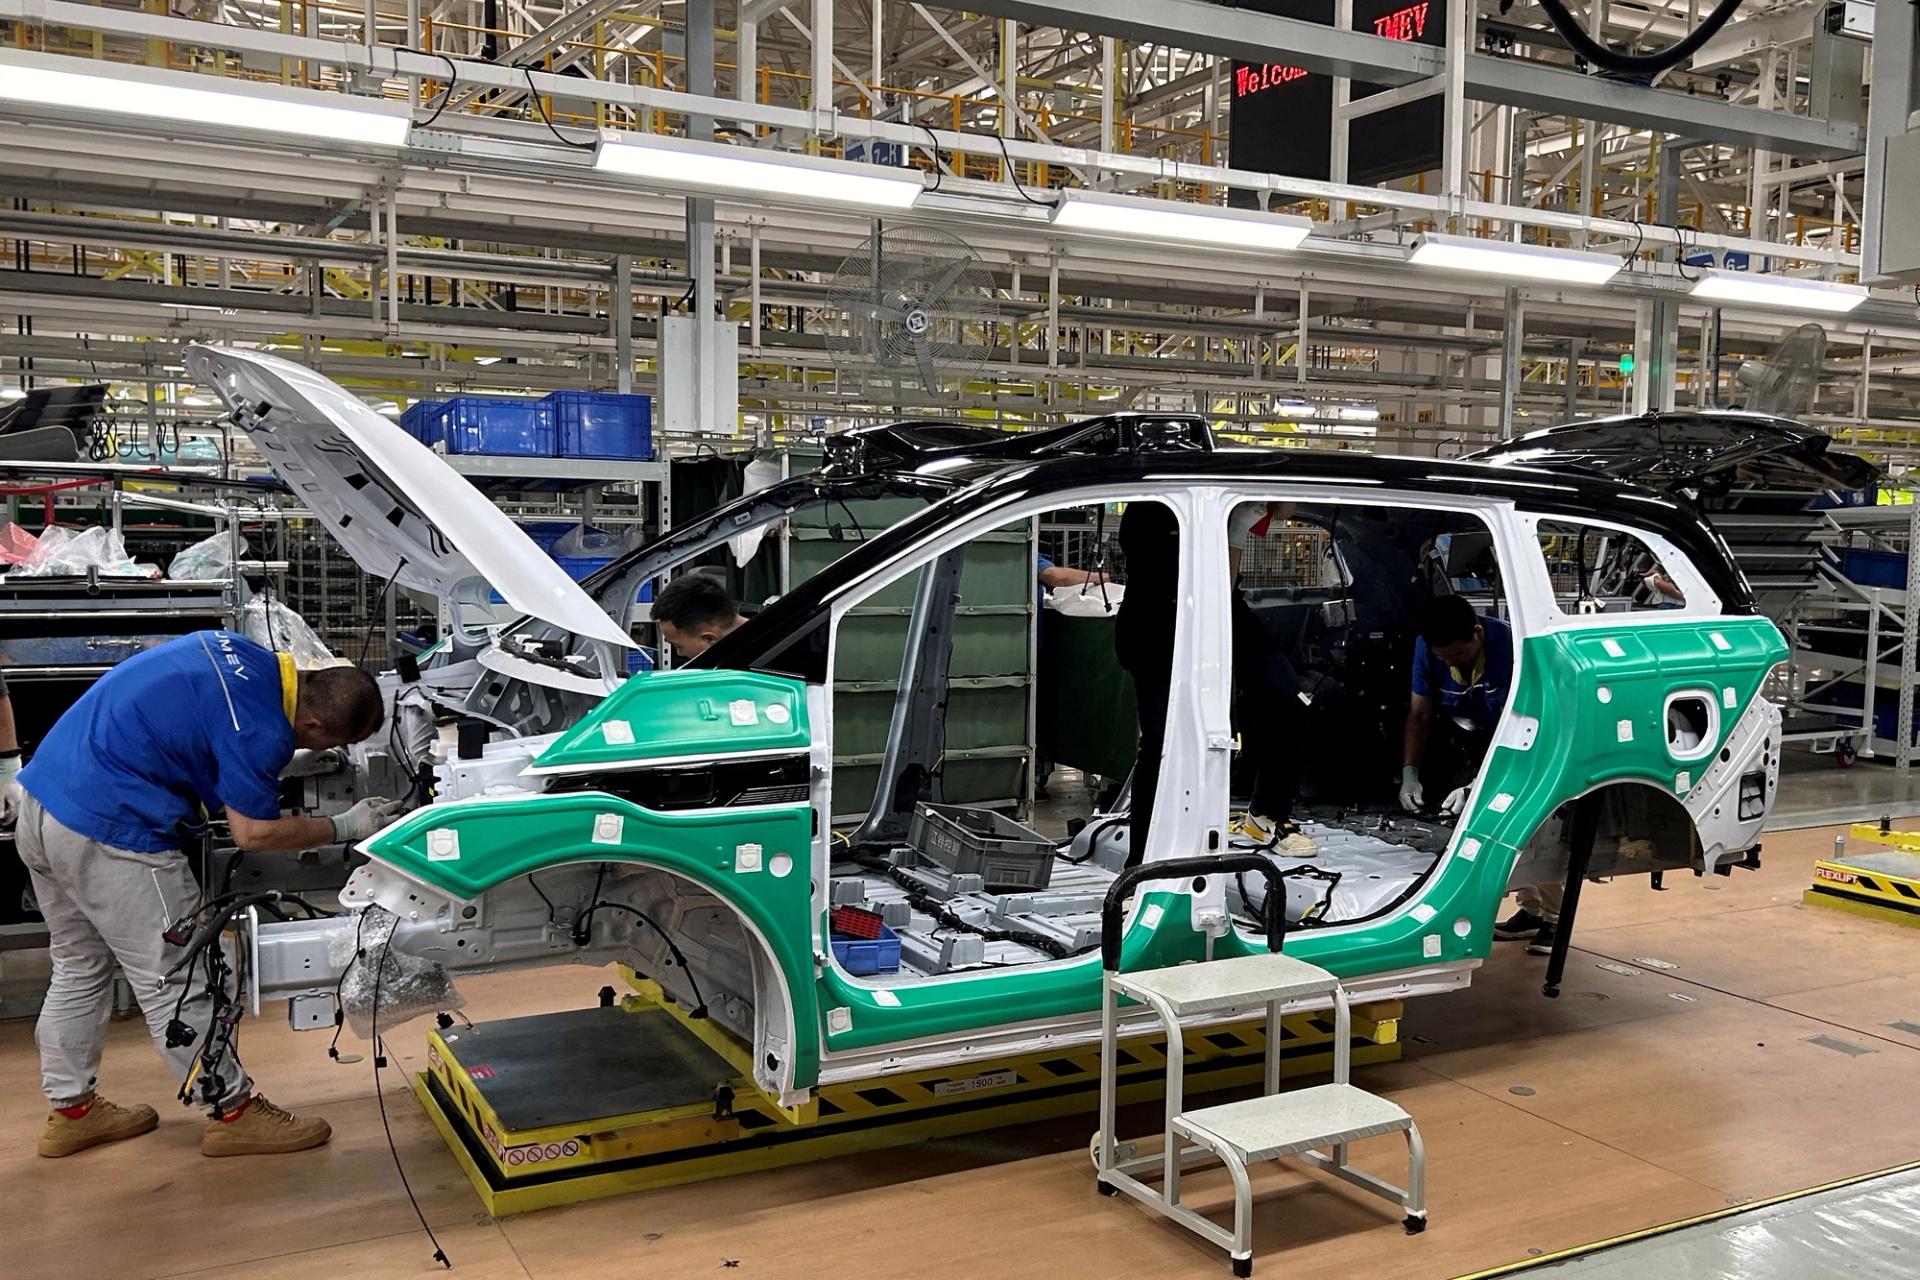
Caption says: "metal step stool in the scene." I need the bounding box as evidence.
[1093,856,1426,1276]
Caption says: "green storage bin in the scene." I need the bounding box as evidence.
[833,610,1031,683]
[832,752,1029,823]
[1037,612,1139,780]
[833,679,1030,760]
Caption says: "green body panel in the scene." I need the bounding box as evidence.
[534,669,810,770]
[364,792,821,1086]
[810,615,1787,1055]
[377,615,1786,1088]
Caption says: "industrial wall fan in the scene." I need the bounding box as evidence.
[824,225,1001,402]
[1731,322,1827,420]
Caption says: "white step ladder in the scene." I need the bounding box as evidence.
[1093,859,1427,1276]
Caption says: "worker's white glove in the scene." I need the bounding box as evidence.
[282,748,345,779]
[1398,766,1425,813]
[1439,786,1471,819]
[331,796,405,844]
[0,753,20,828]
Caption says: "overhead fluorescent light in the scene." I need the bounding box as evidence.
[1409,232,1623,285]
[1337,404,1381,422]
[0,388,25,401]
[0,49,411,147]
[1689,269,1866,313]
[1274,399,1316,418]
[472,355,503,366]
[1051,189,1312,253]
[594,130,924,210]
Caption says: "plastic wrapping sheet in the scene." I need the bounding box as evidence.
[727,455,785,567]
[167,532,245,581]
[239,597,336,667]
[0,521,39,566]
[14,525,158,578]
[1048,581,1126,616]
[550,523,639,559]
[329,907,466,1040]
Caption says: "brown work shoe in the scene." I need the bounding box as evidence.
[38,1095,159,1158]
[200,1095,331,1157]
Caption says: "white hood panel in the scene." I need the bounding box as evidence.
[186,346,632,648]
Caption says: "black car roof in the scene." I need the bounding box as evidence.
[705,446,1757,673]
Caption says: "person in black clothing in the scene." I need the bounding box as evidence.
[1114,502,1314,867]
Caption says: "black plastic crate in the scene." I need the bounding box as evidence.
[909,802,1054,890]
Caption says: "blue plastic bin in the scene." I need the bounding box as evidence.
[546,390,653,460]
[490,528,654,605]
[399,400,444,446]
[1837,547,1907,589]
[831,923,902,976]
[431,396,555,457]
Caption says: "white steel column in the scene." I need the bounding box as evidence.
[689,0,717,437]
[813,0,835,121]
[614,253,633,393]
[1330,0,1353,223]
[1439,0,1470,208]
[1001,19,1018,136]
[1101,36,1118,152]
[738,17,758,105]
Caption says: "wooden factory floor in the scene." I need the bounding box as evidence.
[5,816,1919,1280]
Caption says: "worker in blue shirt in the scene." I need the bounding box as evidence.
[1399,595,1559,954]
[20,630,396,1160]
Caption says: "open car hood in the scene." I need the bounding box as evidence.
[1466,411,1881,495]
[184,345,631,648]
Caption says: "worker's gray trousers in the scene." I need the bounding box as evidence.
[16,789,251,1113]
[1517,880,1564,923]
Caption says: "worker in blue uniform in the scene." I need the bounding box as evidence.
[1400,595,1559,955]
[21,630,395,1159]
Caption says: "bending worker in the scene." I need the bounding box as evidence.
[655,573,746,660]
[1398,595,1558,955]
[23,630,396,1159]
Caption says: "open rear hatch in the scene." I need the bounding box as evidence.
[1466,411,1880,495]
[185,345,632,649]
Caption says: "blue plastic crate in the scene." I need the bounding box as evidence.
[399,399,444,446]
[431,396,555,457]
[1837,547,1907,589]
[490,532,655,605]
[546,390,653,460]
[830,923,901,976]
[518,521,579,554]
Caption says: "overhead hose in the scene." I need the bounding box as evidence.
[1506,0,1746,78]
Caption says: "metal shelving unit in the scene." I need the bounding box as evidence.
[1772,503,1920,768]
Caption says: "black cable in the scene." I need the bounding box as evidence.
[371,926,452,1269]
[992,132,1053,206]
[575,899,710,1017]
[830,496,867,541]
[918,124,945,194]
[1512,0,1746,78]
[527,870,558,923]
[412,52,459,129]
[524,67,597,150]
[1673,224,1701,282]
[360,556,408,668]
[328,907,372,1063]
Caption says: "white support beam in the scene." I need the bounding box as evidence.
[964,0,1866,155]
[908,1,1050,141]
